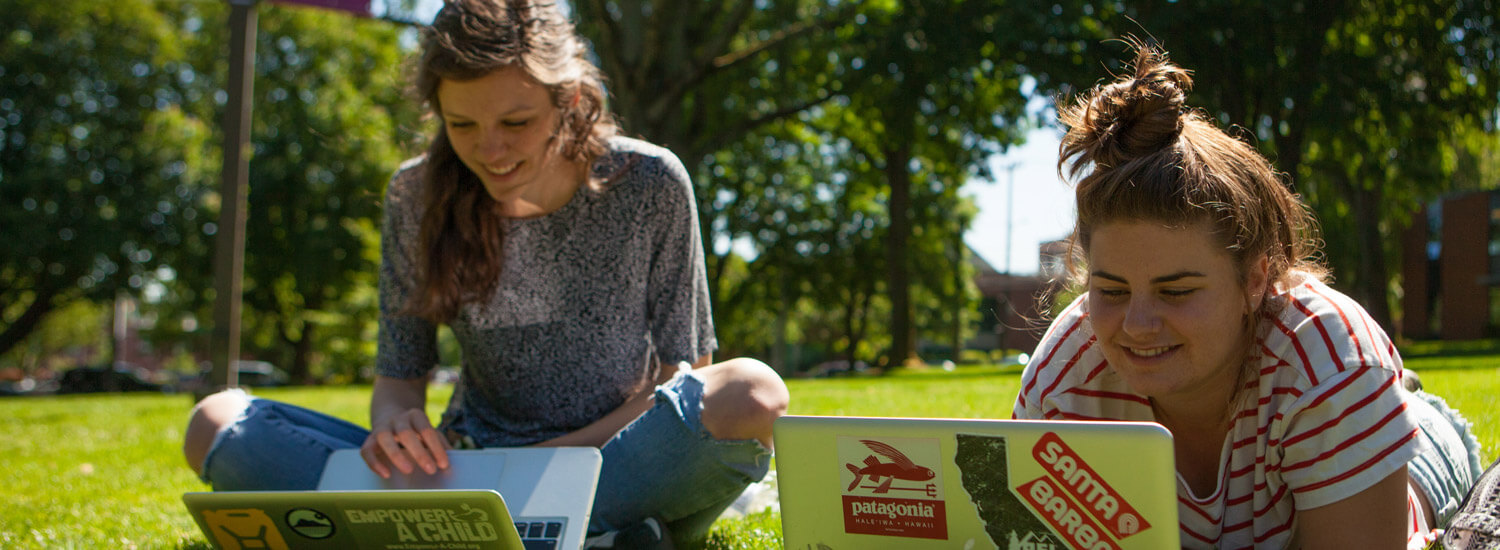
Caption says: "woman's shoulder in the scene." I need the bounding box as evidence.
[1260,271,1400,383]
[593,136,691,192]
[1022,294,1099,383]
[385,155,429,204]
[1268,274,1379,335]
[1039,292,1093,346]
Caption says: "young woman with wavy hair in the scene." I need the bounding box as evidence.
[183,2,788,546]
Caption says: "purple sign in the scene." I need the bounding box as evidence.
[270,0,372,17]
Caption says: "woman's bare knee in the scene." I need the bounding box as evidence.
[699,358,790,447]
[183,390,251,476]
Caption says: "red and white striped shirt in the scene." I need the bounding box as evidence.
[1013,276,1422,549]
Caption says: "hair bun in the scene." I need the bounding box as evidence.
[1059,41,1194,175]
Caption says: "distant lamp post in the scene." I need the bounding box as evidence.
[204,0,259,401]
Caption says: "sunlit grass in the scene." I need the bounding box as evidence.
[0,359,1493,549]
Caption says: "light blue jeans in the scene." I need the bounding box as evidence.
[197,373,771,540]
[1407,388,1484,527]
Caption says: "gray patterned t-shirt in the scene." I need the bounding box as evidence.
[376,136,717,447]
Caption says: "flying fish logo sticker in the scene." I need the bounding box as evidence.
[838,436,947,540]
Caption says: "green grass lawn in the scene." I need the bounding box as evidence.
[0,362,1495,549]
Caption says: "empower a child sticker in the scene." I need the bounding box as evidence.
[838,435,948,540]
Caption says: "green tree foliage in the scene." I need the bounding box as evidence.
[1108,0,1500,330]
[236,5,420,383]
[1450,127,1500,192]
[146,1,422,383]
[0,300,109,373]
[575,0,1115,370]
[5,0,420,382]
[704,120,894,368]
[820,0,1055,366]
[573,0,890,370]
[1,0,217,358]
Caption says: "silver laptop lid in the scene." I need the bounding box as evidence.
[317,447,603,548]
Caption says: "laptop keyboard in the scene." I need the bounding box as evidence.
[515,520,564,550]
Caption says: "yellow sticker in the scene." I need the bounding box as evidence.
[200,508,289,550]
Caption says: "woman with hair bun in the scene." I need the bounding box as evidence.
[1012,41,1482,548]
[181,1,788,547]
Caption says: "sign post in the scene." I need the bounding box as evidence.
[200,0,385,401]
[203,0,259,400]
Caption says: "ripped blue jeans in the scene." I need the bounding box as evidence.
[197,372,770,539]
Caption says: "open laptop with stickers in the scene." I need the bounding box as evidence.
[773,416,1179,549]
[183,447,601,550]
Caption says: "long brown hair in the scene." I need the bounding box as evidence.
[1056,39,1324,299]
[403,0,618,323]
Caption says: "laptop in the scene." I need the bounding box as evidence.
[773,416,1179,549]
[183,447,602,550]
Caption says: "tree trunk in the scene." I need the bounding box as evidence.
[0,286,58,358]
[884,143,915,368]
[292,322,315,385]
[278,314,317,385]
[842,290,858,367]
[843,281,874,371]
[950,233,965,362]
[772,270,789,373]
[1350,183,1394,330]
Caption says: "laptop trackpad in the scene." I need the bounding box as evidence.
[317,449,507,491]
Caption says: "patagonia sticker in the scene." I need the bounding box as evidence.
[839,436,948,540]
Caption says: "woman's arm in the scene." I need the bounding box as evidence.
[532,355,710,448]
[1296,465,1409,550]
[360,374,451,478]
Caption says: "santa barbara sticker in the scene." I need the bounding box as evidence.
[962,430,1153,550]
[1016,476,1121,550]
[1031,432,1150,540]
[838,436,947,540]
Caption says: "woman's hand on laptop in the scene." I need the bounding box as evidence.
[363,375,451,478]
[362,408,452,478]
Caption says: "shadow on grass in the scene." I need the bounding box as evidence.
[1402,360,1500,372]
[878,364,1025,380]
[1400,339,1500,358]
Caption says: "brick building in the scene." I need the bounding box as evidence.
[967,239,1070,354]
[1400,190,1499,340]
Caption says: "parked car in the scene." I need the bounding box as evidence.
[235,360,289,387]
[806,359,870,378]
[195,360,289,388]
[0,377,54,396]
[56,364,166,394]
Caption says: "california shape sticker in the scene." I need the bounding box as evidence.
[838,435,947,540]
